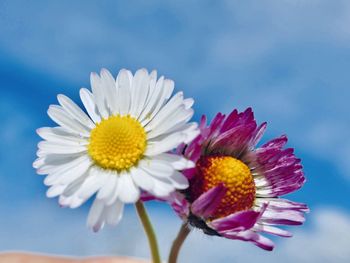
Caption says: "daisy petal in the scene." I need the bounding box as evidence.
[79,88,101,123]
[37,127,88,146]
[138,76,164,123]
[47,105,90,136]
[87,198,105,231]
[90,72,109,119]
[100,68,118,115]
[78,168,109,200]
[117,173,140,203]
[46,184,66,198]
[168,171,189,189]
[145,132,187,156]
[117,69,132,115]
[57,94,95,129]
[141,78,174,126]
[152,153,195,170]
[105,200,124,226]
[96,172,117,201]
[38,141,87,155]
[130,168,155,192]
[129,68,150,118]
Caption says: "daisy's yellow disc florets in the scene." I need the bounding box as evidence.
[193,156,256,218]
[88,115,147,171]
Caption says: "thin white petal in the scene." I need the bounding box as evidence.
[57,94,95,129]
[105,176,120,206]
[33,157,45,169]
[149,177,175,198]
[38,141,87,154]
[117,69,132,115]
[183,98,194,109]
[90,72,109,119]
[130,167,155,192]
[37,128,88,146]
[147,107,194,139]
[46,184,66,198]
[100,68,119,115]
[87,198,105,230]
[44,156,91,186]
[138,76,164,122]
[117,173,140,203]
[35,153,83,171]
[139,159,174,178]
[62,172,88,197]
[56,157,91,185]
[39,154,84,175]
[79,88,101,123]
[168,171,189,189]
[145,132,187,156]
[156,122,199,145]
[152,153,195,170]
[145,91,184,132]
[140,78,174,126]
[105,200,124,225]
[129,68,149,118]
[78,167,109,200]
[143,70,157,107]
[47,105,90,136]
[96,172,117,201]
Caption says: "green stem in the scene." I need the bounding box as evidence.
[168,223,191,263]
[135,201,161,263]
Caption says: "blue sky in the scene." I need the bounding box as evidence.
[0,0,349,262]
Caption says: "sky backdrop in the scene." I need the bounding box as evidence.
[0,0,349,262]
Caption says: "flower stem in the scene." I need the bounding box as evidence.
[135,200,161,263]
[168,223,191,263]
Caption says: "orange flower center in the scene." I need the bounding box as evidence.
[191,156,256,219]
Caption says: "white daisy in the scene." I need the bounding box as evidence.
[33,68,199,231]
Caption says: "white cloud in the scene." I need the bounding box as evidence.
[275,208,350,262]
[177,208,350,263]
[1,201,350,263]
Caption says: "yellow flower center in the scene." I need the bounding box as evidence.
[88,115,147,171]
[191,156,256,219]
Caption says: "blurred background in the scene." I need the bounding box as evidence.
[0,0,350,262]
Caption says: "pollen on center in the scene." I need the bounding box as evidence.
[88,115,147,171]
[191,156,256,219]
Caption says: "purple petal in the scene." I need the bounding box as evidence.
[191,184,227,218]
[208,112,226,136]
[182,108,265,162]
[221,109,239,132]
[140,191,157,202]
[261,135,288,149]
[253,224,292,237]
[251,122,267,147]
[255,135,306,196]
[261,198,309,213]
[182,167,197,180]
[209,123,257,155]
[222,230,275,251]
[169,192,190,219]
[199,114,207,130]
[207,108,266,157]
[210,209,262,232]
[260,209,306,225]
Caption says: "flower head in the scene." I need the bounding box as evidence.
[171,108,308,250]
[33,68,198,231]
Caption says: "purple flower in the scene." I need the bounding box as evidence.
[170,108,309,251]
